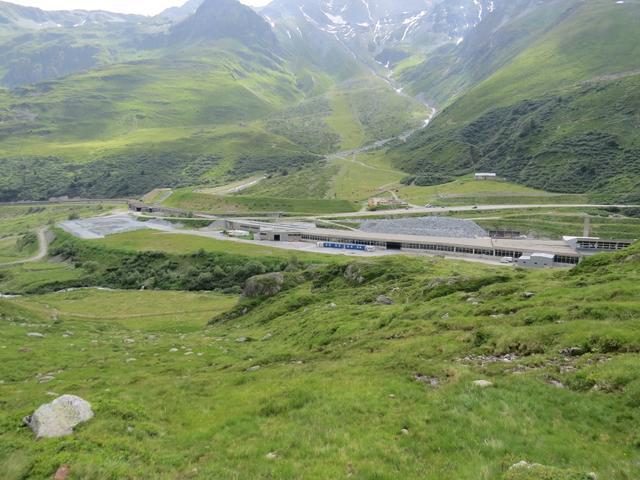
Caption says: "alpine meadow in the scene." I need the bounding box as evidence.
[1,1,639,479]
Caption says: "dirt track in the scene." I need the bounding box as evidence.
[0,228,49,267]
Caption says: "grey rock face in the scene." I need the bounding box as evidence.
[23,395,94,438]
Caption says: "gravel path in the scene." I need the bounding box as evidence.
[0,228,49,267]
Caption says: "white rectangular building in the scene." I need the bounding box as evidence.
[475,173,497,181]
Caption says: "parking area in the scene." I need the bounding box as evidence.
[58,214,176,239]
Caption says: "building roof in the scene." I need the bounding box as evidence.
[300,228,579,257]
[531,253,556,260]
[227,220,581,258]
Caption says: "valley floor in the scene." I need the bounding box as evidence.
[1,203,639,480]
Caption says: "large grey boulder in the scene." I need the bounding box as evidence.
[23,395,94,438]
[243,272,285,298]
[375,295,394,305]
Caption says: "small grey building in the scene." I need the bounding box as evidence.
[517,253,555,268]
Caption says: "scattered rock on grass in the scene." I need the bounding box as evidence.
[265,452,278,460]
[509,461,541,470]
[507,461,597,480]
[414,374,439,386]
[560,346,585,357]
[400,428,410,435]
[37,375,56,384]
[23,395,94,439]
[472,380,493,388]
[54,465,71,480]
[246,365,261,372]
[460,354,518,365]
[375,295,394,305]
[27,333,45,338]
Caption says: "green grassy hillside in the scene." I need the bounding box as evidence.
[1,225,640,478]
[401,0,585,105]
[391,0,640,201]
[163,188,358,214]
[0,41,325,200]
[0,43,425,202]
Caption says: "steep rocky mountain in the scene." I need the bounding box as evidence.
[170,0,277,48]
[261,0,494,69]
[158,0,204,22]
[0,0,638,201]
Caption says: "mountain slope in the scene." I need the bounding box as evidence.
[388,0,640,200]
[399,0,584,105]
[261,0,494,76]
[0,42,317,200]
[0,0,428,201]
[170,0,277,48]
[0,1,155,86]
[158,0,204,22]
[2,219,640,478]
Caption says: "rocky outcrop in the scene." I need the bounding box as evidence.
[344,263,374,285]
[375,295,394,305]
[23,395,94,438]
[243,272,285,298]
[505,460,597,480]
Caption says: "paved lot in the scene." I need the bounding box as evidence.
[58,214,176,239]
